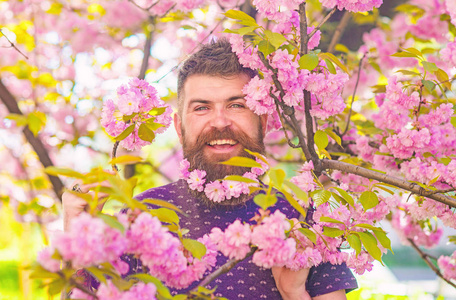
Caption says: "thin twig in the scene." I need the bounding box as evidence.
[408,239,456,289]
[191,248,256,292]
[342,53,365,136]
[111,141,120,172]
[308,8,337,40]
[327,11,351,54]
[0,28,29,59]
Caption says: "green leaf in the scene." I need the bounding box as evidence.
[244,149,269,166]
[5,113,27,126]
[149,208,180,224]
[109,155,143,165]
[219,156,262,168]
[269,168,286,188]
[346,234,362,256]
[319,216,345,225]
[395,69,421,76]
[127,273,172,298]
[48,278,66,296]
[373,229,393,253]
[451,116,456,129]
[334,44,349,53]
[359,191,379,210]
[138,123,156,143]
[145,118,166,130]
[181,25,196,30]
[281,189,307,218]
[311,189,331,206]
[264,30,287,49]
[258,40,275,57]
[404,47,422,57]
[224,175,258,184]
[298,53,319,71]
[331,192,347,206]
[123,113,137,122]
[283,180,309,204]
[435,68,452,89]
[422,61,438,73]
[44,166,85,179]
[332,187,355,207]
[318,52,349,74]
[422,79,436,92]
[373,184,395,195]
[97,213,125,234]
[238,26,257,36]
[182,238,207,259]
[224,9,258,27]
[391,51,418,58]
[324,59,336,74]
[358,231,382,263]
[86,266,107,284]
[29,265,60,279]
[314,130,329,150]
[27,111,46,136]
[439,157,452,166]
[324,128,342,147]
[254,193,277,210]
[149,107,167,116]
[323,226,344,237]
[353,223,380,231]
[115,124,135,141]
[298,228,316,244]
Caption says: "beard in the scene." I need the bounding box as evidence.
[182,125,265,206]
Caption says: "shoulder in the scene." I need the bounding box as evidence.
[134,179,188,201]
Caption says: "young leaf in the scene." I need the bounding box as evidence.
[358,231,383,263]
[334,44,349,53]
[332,187,355,207]
[258,40,275,57]
[97,213,125,234]
[324,128,342,146]
[374,230,393,253]
[145,118,166,130]
[182,238,207,259]
[44,166,85,179]
[359,191,379,210]
[323,226,344,237]
[254,193,277,210]
[109,155,143,165]
[149,107,167,116]
[314,130,329,150]
[281,189,307,218]
[224,9,258,27]
[324,58,337,74]
[238,26,257,36]
[5,113,27,126]
[127,273,173,298]
[404,47,422,57]
[319,216,345,225]
[219,156,262,168]
[223,175,259,184]
[298,53,319,71]
[149,208,180,224]
[115,124,135,141]
[264,30,287,49]
[346,234,362,256]
[421,61,438,73]
[311,189,331,206]
[283,180,309,204]
[318,52,349,74]
[86,266,108,284]
[298,228,317,244]
[138,123,155,142]
[391,51,418,58]
[269,168,286,188]
[422,79,436,92]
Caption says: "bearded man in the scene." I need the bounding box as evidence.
[63,39,357,299]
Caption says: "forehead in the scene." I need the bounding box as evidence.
[181,74,250,107]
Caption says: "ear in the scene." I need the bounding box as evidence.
[174,113,183,144]
[260,114,268,137]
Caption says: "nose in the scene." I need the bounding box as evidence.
[210,108,232,129]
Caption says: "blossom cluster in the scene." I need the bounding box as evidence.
[437,251,456,281]
[71,281,157,300]
[38,212,218,296]
[320,0,383,12]
[290,161,316,194]
[101,78,172,151]
[441,41,456,68]
[181,158,267,203]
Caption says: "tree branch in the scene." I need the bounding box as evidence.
[327,11,351,54]
[320,159,456,208]
[0,28,29,59]
[308,8,337,40]
[342,53,365,136]
[191,248,256,292]
[408,239,456,289]
[299,3,308,56]
[0,79,64,199]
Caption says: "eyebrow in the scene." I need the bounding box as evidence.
[187,95,246,107]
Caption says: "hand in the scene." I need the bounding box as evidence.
[62,179,111,231]
[272,266,311,300]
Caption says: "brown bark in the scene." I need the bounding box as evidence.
[0,78,64,199]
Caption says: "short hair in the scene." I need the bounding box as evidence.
[177,38,256,115]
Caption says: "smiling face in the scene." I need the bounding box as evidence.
[174,73,268,181]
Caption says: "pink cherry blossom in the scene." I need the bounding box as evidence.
[441,41,456,68]
[438,253,456,281]
[187,169,206,192]
[204,180,226,203]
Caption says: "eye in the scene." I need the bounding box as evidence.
[230,103,245,109]
[194,106,208,111]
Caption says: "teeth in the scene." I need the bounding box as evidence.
[208,139,237,146]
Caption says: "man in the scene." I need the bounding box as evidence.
[63,39,357,299]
